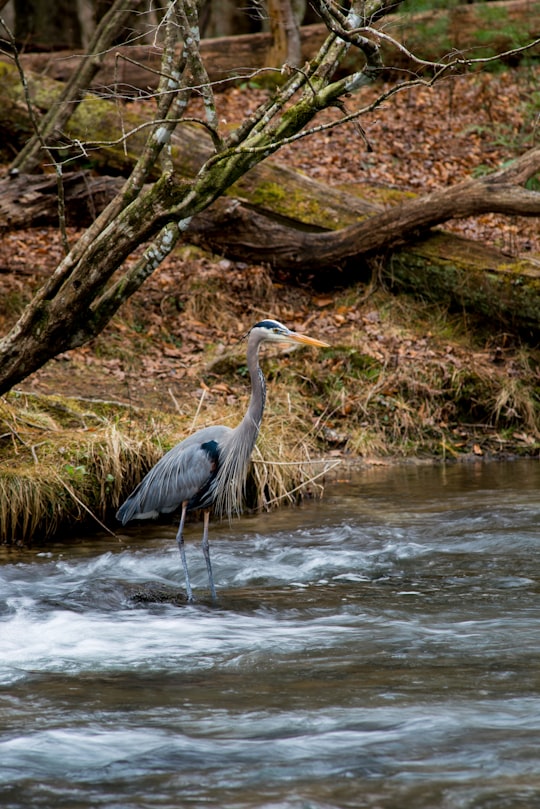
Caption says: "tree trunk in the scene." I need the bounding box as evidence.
[188,149,540,268]
[188,196,540,338]
[4,0,537,95]
[2,151,539,336]
[267,0,302,68]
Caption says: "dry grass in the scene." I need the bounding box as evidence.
[1,279,539,546]
[0,384,331,545]
[0,393,174,543]
[248,397,340,511]
[181,258,276,331]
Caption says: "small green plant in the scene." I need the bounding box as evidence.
[64,464,87,479]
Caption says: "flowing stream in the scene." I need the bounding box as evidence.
[1,460,540,808]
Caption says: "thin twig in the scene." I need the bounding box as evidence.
[189,388,207,433]
[53,471,117,537]
[263,460,342,507]
[168,388,183,414]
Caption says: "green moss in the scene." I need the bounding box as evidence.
[239,179,339,229]
[249,180,286,208]
[346,185,417,206]
[388,246,540,336]
[31,301,52,338]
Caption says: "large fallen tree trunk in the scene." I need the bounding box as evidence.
[3,149,540,259]
[2,150,540,336]
[0,62,539,337]
[189,170,540,337]
[4,0,538,95]
[188,148,540,268]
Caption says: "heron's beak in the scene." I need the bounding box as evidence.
[286,331,330,348]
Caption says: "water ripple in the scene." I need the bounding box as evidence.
[1,461,540,808]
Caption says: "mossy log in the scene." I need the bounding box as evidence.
[187,172,540,339]
[3,0,538,95]
[0,61,539,337]
[3,167,539,338]
[389,234,540,337]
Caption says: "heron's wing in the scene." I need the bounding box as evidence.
[116,425,233,524]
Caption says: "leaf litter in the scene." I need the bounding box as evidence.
[0,66,539,466]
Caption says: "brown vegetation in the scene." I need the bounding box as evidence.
[1,61,539,544]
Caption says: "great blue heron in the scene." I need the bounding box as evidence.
[116,319,329,601]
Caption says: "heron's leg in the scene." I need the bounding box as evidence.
[201,509,217,602]
[175,502,194,603]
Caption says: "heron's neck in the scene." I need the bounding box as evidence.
[241,337,266,442]
[213,336,267,518]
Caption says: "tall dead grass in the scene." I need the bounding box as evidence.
[0,393,172,543]
[249,405,339,511]
[0,384,330,545]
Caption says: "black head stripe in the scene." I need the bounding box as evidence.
[253,319,284,331]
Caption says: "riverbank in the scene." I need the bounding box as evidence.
[1,250,538,544]
[1,66,539,544]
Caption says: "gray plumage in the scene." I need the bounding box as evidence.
[116,319,328,602]
[116,425,233,523]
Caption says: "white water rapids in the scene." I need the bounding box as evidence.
[1,461,540,808]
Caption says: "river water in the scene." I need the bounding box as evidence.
[1,460,539,809]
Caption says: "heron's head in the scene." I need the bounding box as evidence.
[248,319,329,349]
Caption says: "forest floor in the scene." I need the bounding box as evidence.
[1,64,539,542]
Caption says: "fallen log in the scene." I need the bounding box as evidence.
[2,159,539,337]
[189,199,540,338]
[189,147,540,269]
[4,0,538,95]
[4,146,540,266]
[0,61,539,337]
[0,172,124,232]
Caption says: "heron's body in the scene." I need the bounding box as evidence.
[116,319,328,601]
[116,425,233,522]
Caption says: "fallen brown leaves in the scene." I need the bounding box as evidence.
[219,67,540,255]
[0,66,538,458]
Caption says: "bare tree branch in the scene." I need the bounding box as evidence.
[0,17,71,252]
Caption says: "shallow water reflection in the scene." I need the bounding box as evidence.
[1,461,540,808]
